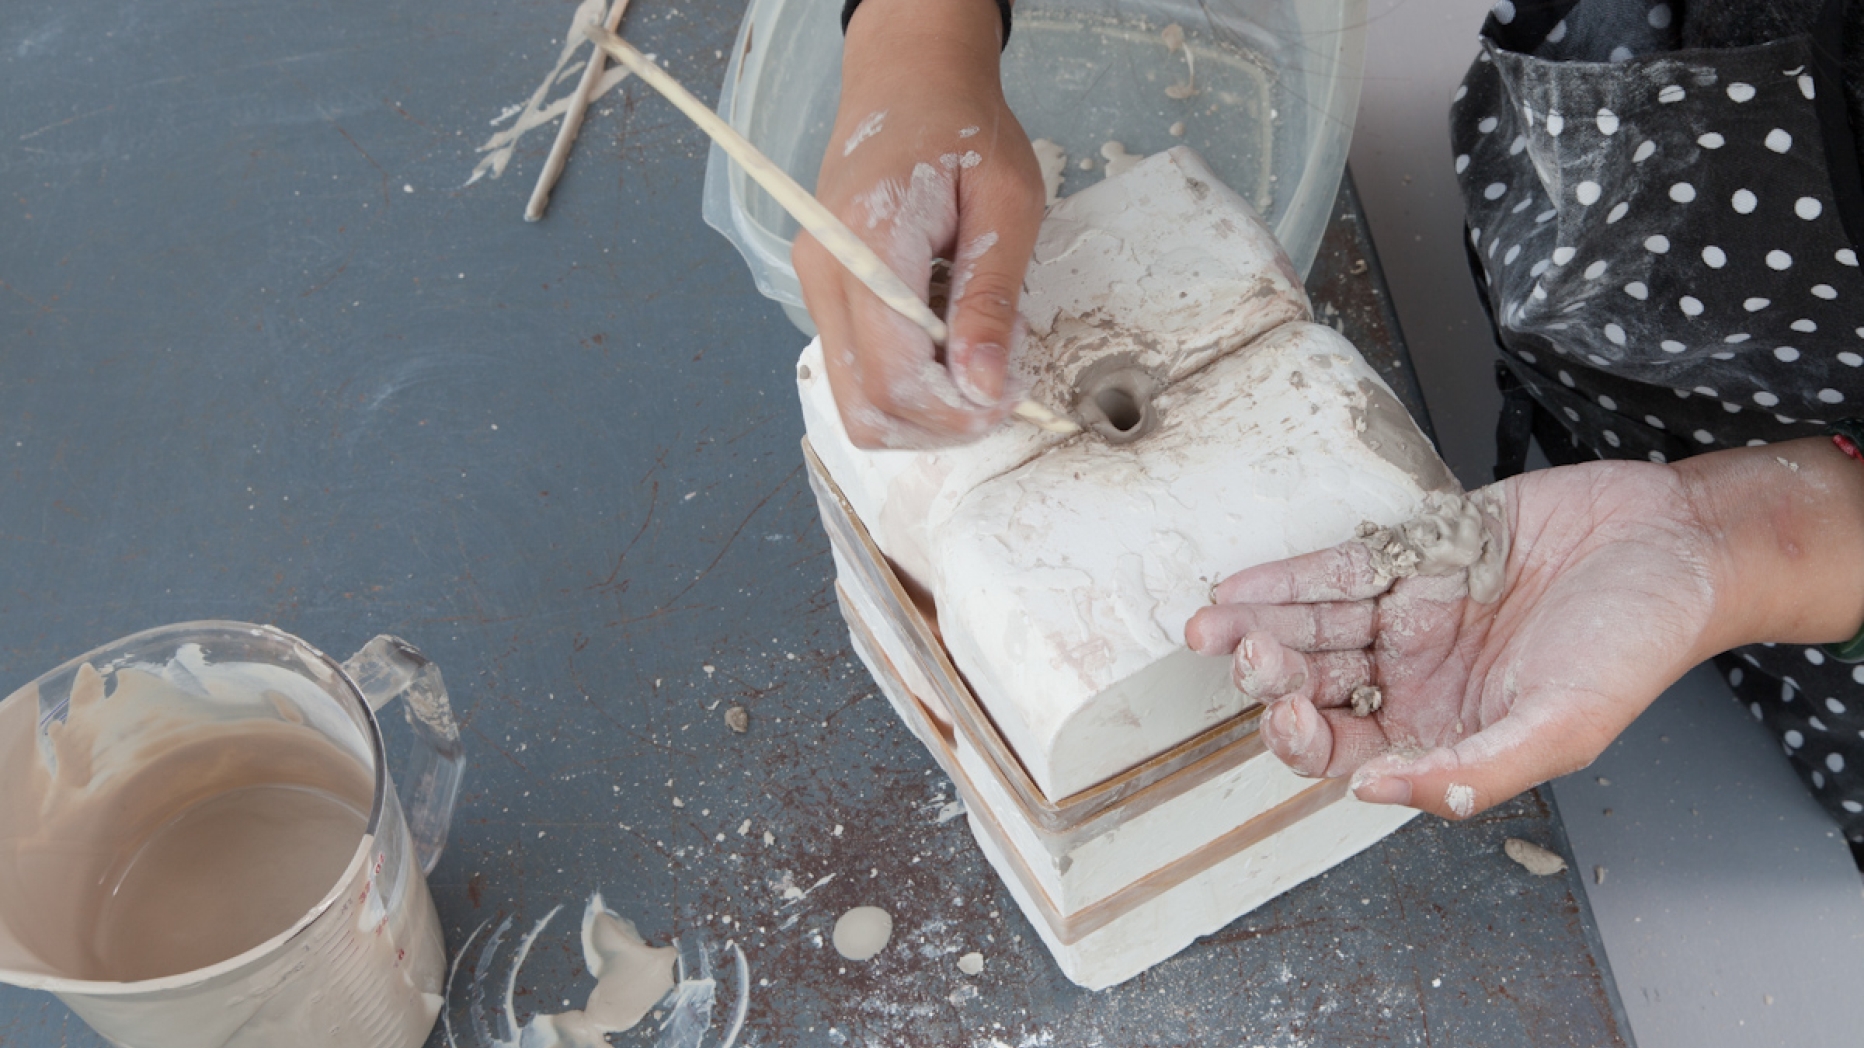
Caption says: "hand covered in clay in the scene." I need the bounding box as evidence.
[795,0,1046,449]
[1185,462,1727,820]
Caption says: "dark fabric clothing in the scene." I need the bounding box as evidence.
[1454,0,1864,837]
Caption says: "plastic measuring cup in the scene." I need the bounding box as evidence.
[0,622,466,1048]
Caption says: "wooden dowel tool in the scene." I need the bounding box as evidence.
[583,26,1080,436]
[526,0,636,222]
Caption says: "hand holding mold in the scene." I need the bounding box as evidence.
[1187,457,1807,821]
[796,0,1047,449]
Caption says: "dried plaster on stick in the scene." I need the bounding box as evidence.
[525,0,636,221]
[468,0,632,186]
[585,28,1078,436]
[585,27,946,342]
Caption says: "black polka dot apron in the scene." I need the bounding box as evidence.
[1454,0,1864,837]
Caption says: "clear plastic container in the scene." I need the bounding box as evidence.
[702,0,1368,333]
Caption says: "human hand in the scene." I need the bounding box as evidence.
[1184,462,1730,820]
[795,0,1046,449]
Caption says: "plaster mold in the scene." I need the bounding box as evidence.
[800,145,1453,987]
[939,321,1450,797]
[799,147,1315,597]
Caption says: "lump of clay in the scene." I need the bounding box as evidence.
[832,906,893,961]
[799,147,1453,800]
[1503,838,1568,877]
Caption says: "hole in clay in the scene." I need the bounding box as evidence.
[1095,387,1143,432]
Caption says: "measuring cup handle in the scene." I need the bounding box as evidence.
[343,635,466,876]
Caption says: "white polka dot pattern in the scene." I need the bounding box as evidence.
[1458,3,1864,835]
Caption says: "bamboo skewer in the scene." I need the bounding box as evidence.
[526,0,636,222]
[583,26,1080,436]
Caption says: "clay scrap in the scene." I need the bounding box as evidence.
[1503,838,1568,877]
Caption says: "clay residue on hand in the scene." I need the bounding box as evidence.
[842,110,886,156]
[1349,684,1382,718]
[1354,488,1509,603]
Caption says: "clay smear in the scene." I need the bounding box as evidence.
[449,894,749,1048]
[1354,488,1509,603]
[832,906,893,961]
[510,895,678,1045]
[1099,141,1141,179]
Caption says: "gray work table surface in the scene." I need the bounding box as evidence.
[0,0,1629,1044]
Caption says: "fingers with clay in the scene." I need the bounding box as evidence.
[1189,487,1516,810]
[799,0,1046,449]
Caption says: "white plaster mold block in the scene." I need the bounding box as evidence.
[800,147,1453,800]
[800,146,1450,988]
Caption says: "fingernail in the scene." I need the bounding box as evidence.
[954,342,1007,407]
[1272,700,1300,739]
[1270,700,1311,757]
[1354,775,1413,806]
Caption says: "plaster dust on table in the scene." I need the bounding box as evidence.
[0,648,446,1048]
[445,892,748,1048]
[465,0,634,186]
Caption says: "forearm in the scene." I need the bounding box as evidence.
[1679,436,1864,657]
[845,0,1006,74]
